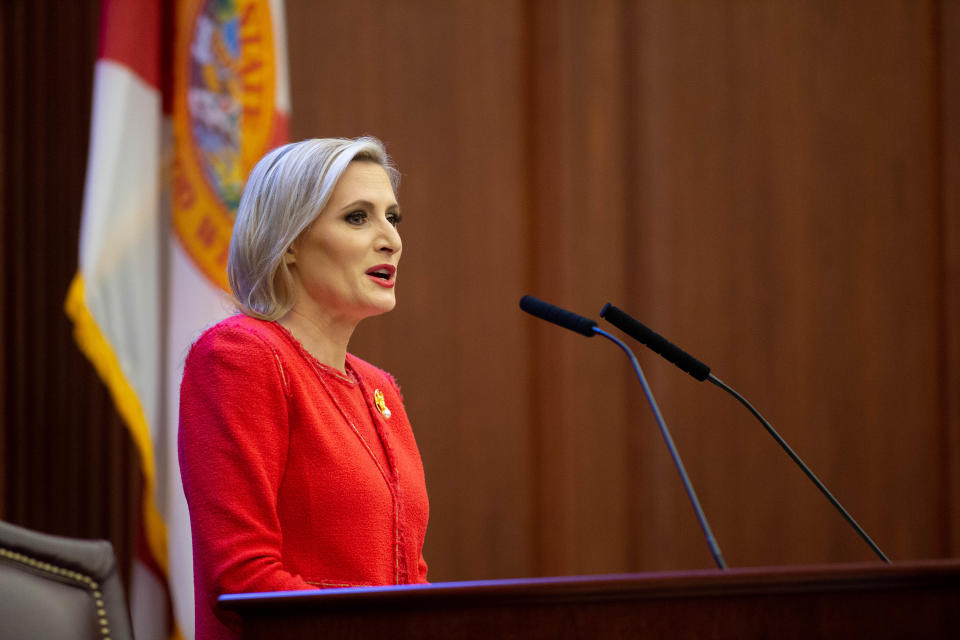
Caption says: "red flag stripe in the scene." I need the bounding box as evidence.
[98,0,161,89]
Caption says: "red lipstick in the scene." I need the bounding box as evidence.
[365,264,397,288]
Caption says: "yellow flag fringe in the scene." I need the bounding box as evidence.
[65,274,170,579]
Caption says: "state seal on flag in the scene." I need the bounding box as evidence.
[172,0,278,291]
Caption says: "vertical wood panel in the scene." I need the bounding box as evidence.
[525,0,634,575]
[0,0,141,586]
[0,0,7,519]
[940,0,960,556]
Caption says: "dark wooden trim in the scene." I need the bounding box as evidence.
[221,561,960,639]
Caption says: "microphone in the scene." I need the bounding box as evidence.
[600,303,710,380]
[520,295,727,569]
[519,295,597,336]
[599,302,890,563]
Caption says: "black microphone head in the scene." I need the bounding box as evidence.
[520,295,597,337]
[601,302,711,381]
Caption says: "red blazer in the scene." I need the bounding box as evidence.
[179,315,429,640]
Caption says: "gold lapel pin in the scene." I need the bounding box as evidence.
[374,389,392,419]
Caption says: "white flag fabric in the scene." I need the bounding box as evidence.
[67,1,289,638]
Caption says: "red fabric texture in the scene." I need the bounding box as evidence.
[178,315,429,640]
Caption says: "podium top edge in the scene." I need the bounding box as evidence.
[218,558,960,612]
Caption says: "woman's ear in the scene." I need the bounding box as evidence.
[284,245,296,265]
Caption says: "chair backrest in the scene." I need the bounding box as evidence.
[0,520,134,640]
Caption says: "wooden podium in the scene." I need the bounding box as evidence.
[219,560,960,638]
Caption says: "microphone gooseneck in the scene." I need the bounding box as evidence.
[520,296,727,569]
[600,302,890,564]
[706,374,890,563]
[593,327,727,570]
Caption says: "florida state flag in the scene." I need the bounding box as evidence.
[66,1,289,637]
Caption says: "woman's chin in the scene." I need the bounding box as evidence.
[361,294,397,318]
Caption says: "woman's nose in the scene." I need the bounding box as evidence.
[378,220,402,255]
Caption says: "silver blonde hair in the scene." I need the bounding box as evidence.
[228,136,399,320]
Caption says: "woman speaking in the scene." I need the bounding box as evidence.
[178,137,429,640]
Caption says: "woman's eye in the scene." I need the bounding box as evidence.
[387,213,403,227]
[345,211,367,225]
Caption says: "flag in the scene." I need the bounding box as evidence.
[66,0,290,637]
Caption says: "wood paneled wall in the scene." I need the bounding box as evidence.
[1,0,957,594]
[0,0,141,583]
[286,0,960,580]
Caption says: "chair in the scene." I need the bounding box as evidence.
[0,520,134,639]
